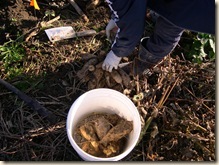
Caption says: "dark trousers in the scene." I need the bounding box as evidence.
[141,16,184,63]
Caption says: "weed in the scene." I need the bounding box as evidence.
[0,35,26,78]
[44,9,56,20]
[183,32,215,64]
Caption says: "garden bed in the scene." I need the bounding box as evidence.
[0,0,215,161]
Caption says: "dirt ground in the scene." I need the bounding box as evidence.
[0,0,216,161]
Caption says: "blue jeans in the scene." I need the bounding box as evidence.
[140,16,184,63]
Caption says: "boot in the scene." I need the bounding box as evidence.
[121,37,162,76]
[132,57,155,76]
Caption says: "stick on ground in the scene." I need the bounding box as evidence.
[68,0,89,22]
[0,78,57,124]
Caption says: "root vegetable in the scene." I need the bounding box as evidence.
[88,77,97,90]
[77,58,98,80]
[74,113,133,158]
[95,62,103,69]
[93,117,111,140]
[118,69,131,88]
[93,68,104,83]
[80,141,100,156]
[88,65,95,72]
[111,70,122,84]
[100,119,133,146]
[79,123,98,141]
[102,114,121,126]
[102,141,120,157]
[80,53,97,61]
[105,72,112,87]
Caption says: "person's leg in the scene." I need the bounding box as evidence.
[141,16,184,63]
[135,16,184,75]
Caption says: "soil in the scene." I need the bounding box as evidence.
[0,0,215,161]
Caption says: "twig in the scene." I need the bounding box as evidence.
[0,91,12,96]
[139,76,180,143]
[188,120,208,132]
[0,78,57,124]
[164,130,209,142]
[158,77,180,108]
[195,141,213,157]
[22,121,65,139]
[26,15,61,41]
[184,86,215,114]
[40,15,61,28]
[25,22,41,42]
[68,0,89,22]
[135,75,141,107]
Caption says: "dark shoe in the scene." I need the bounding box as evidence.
[135,37,164,76]
[119,57,154,77]
[120,37,163,77]
[139,37,162,64]
[133,57,155,76]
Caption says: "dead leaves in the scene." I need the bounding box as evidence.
[74,113,133,157]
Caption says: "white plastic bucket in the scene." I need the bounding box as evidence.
[66,88,141,161]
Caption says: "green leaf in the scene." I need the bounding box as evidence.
[0,46,8,52]
[209,39,215,53]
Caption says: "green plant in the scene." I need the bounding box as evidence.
[0,36,26,78]
[44,10,55,20]
[184,32,215,64]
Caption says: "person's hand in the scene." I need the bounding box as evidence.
[102,50,122,72]
[106,19,117,42]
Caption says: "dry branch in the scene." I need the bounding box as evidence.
[68,0,89,22]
